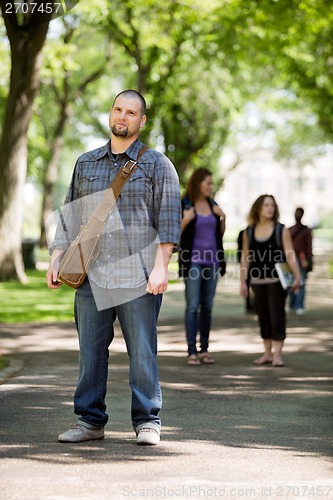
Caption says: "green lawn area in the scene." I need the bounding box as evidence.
[0,262,182,324]
[0,355,9,370]
[0,250,239,324]
[0,244,328,324]
[0,270,75,323]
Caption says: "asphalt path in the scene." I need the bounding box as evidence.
[0,252,332,500]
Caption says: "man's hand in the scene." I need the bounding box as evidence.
[46,249,64,289]
[146,265,168,295]
[146,243,174,295]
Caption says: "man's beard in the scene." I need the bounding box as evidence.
[112,124,128,137]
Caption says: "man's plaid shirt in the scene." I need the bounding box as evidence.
[50,138,181,289]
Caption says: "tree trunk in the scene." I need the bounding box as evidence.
[0,5,52,281]
[39,104,70,248]
[0,125,28,282]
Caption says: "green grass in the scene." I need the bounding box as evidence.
[0,270,75,323]
[0,355,9,370]
[0,259,184,323]
[0,261,181,324]
[3,245,330,324]
[313,228,333,241]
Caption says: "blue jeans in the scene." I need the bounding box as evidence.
[73,279,163,431]
[289,262,307,310]
[184,264,218,356]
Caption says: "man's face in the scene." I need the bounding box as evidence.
[109,95,146,139]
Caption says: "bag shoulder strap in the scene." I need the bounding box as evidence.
[247,222,284,249]
[109,144,148,189]
[275,222,284,249]
[247,225,254,248]
[93,145,148,222]
[182,197,193,210]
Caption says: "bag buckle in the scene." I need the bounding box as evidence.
[122,160,137,176]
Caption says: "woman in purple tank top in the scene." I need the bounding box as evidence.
[179,168,226,366]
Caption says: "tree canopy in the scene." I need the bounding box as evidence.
[0,0,332,281]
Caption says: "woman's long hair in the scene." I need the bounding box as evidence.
[248,194,280,225]
[183,168,212,203]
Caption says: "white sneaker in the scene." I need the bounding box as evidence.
[136,424,160,445]
[58,423,104,443]
[296,308,305,315]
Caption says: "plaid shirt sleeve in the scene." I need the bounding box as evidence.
[151,151,181,248]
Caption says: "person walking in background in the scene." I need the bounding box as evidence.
[46,90,181,445]
[179,168,226,366]
[240,195,301,367]
[288,207,313,315]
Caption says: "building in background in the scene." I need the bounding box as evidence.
[216,148,333,232]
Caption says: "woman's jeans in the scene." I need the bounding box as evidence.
[184,264,218,355]
[73,279,163,431]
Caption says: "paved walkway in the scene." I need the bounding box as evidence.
[0,251,332,500]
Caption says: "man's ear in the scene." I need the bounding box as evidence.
[140,115,147,128]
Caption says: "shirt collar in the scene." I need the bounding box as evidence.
[109,137,144,161]
[92,138,144,162]
[122,138,144,161]
[88,138,145,163]
[88,141,111,161]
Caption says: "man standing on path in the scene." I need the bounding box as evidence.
[288,207,313,315]
[46,90,181,445]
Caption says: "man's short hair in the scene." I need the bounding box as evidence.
[113,90,147,116]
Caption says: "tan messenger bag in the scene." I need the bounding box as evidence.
[57,145,148,288]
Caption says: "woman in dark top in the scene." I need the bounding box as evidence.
[179,168,226,365]
[240,195,301,367]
